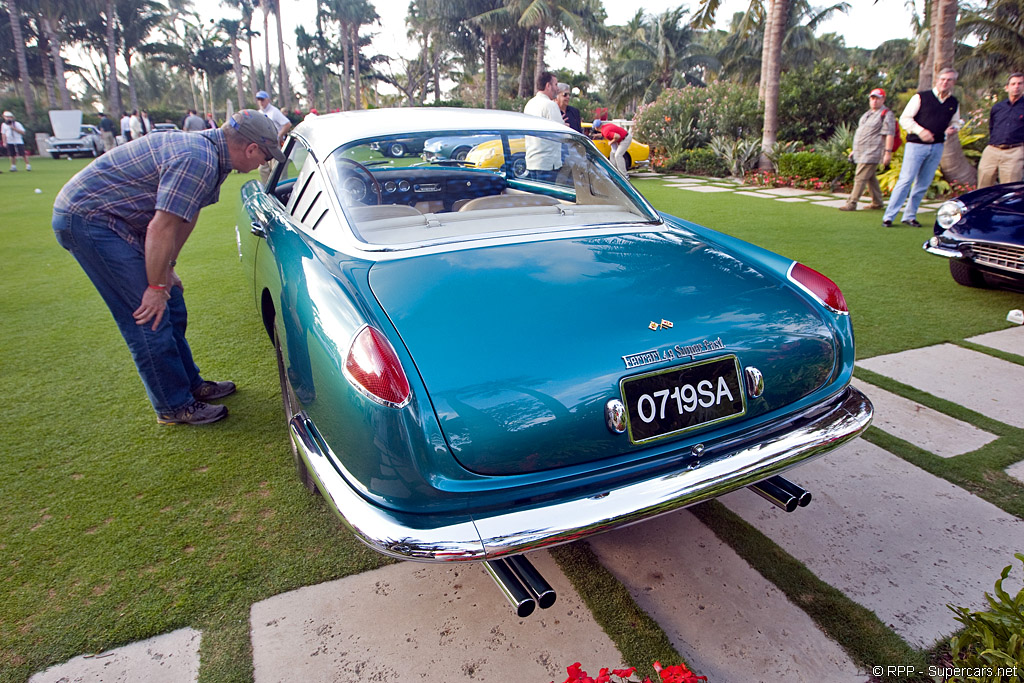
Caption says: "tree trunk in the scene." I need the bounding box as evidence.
[246,35,259,97]
[38,25,57,108]
[340,23,350,111]
[125,52,139,112]
[231,39,245,111]
[533,21,547,92]
[275,2,290,109]
[352,24,362,109]
[322,71,332,111]
[263,7,272,93]
[518,31,532,98]
[104,0,121,116]
[932,0,956,76]
[8,0,35,116]
[585,40,591,79]
[41,16,73,109]
[759,0,788,169]
[758,0,776,102]
[931,0,974,185]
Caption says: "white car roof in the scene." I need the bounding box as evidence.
[293,107,582,157]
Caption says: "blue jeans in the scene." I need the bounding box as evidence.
[53,211,201,414]
[883,142,944,222]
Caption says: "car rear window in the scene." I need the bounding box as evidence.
[324,130,659,248]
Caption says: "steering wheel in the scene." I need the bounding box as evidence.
[337,157,382,205]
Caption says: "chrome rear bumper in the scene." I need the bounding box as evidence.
[291,385,872,562]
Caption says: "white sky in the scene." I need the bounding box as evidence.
[192,0,922,102]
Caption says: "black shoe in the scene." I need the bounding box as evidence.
[157,400,228,425]
[192,380,236,401]
[901,219,922,227]
[882,220,893,227]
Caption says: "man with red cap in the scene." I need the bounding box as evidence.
[839,88,895,211]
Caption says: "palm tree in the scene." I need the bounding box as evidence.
[258,0,271,93]
[37,0,76,108]
[469,0,515,108]
[218,17,245,110]
[6,0,36,115]
[116,0,168,111]
[604,8,719,111]
[270,0,291,108]
[759,0,788,169]
[222,0,260,98]
[513,0,586,90]
[103,0,122,116]
[957,0,1024,81]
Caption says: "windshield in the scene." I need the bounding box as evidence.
[324,129,658,248]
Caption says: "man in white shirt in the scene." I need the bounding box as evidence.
[882,68,963,227]
[523,71,563,182]
[120,112,131,142]
[256,90,292,184]
[1,111,30,171]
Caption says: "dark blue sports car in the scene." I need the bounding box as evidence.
[925,182,1024,290]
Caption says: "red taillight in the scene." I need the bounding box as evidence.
[344,326,411,407]
[788,262,848,313]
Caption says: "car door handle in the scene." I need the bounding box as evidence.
[250,222,267,239]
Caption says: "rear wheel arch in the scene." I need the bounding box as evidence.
[260,288,277,342]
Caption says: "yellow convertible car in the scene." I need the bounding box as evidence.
[467,125,649,177]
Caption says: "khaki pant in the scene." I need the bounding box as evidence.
[977,145,1023,188]
[101,131,116,152]
[259,162,272,186]
[844,162,883,208]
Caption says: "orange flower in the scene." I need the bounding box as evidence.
[664,116,672,122]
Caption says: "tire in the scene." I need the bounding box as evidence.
[453,147,470,161]
[91,145,100,157]
[949,260,987,288]
[624,152,633,170]
[273,325,319,495]
[50,153,60,159]
[389,142,406,157]
[511,154,527,178]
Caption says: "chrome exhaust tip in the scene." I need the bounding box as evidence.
[484,559,536,617]
[749,475,811,512]
[506,554,557,610]
[771,475,812,507]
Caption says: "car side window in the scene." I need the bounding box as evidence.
[288,155,339,235]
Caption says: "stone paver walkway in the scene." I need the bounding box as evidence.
[723,440,1024,648]
[860,343,1024,428]
[967,326,1024,357]
[29,628,201,683]
[654,175,937,213]
[851,379,996,457]
[589,512,862,682]
[250,551,621,683]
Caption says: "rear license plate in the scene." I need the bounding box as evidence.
[621,355,746,444]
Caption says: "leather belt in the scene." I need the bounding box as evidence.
[991,143,1024,150]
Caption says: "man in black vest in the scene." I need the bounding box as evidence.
[882,68,962,227]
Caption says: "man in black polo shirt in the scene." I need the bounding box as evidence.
[882,68,963,227]
[978,72,1024,188]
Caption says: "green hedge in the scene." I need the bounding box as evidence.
[776,151,852,184]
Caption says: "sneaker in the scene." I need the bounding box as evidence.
[901,219,922,227]
[9,165,16,172]
[157,400,228,425]
[882,220,893,227]
[838,204,856,211]
[25,164,30,171]
[192,380,237,401]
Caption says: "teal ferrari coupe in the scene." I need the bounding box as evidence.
[237,108,873,616]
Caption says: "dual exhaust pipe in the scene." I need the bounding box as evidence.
[749,475,811,512]
[485,477,808,616]
[484,554,556,618]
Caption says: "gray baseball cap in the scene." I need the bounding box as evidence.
[229,109,286,163]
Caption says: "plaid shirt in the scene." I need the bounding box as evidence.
[54,128,232,252]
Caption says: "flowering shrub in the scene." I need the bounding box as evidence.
[652,148,729,177]
[776,151,852,186]
[635,82,761,156]
[744,169,846,192]
[558,660,707,683]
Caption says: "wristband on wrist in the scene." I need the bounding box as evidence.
[148,284,167,290]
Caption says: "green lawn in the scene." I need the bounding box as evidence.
[1,161,1021,682]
